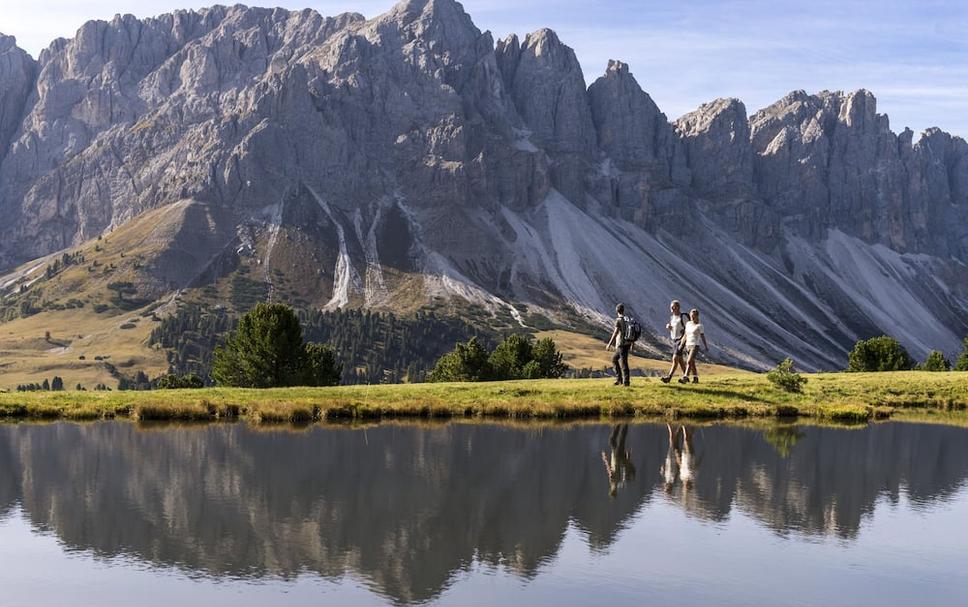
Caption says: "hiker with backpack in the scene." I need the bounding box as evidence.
[661,300,690,383]
[605,303,640,386]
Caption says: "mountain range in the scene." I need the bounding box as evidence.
[1,0,967,374]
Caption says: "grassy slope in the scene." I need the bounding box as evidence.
[536,329,744,375]
[0,306,169,390]
[1,372,965,424]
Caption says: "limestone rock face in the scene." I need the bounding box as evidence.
[749,89,968,258]
[1,0,967,369]
[677,97,754,200]
[0,34,36,159]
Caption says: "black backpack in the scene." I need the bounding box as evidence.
[675,312,689,339]
[622,315,642,343]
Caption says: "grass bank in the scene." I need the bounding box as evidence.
[1,372,966,425]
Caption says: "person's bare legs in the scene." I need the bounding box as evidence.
[686,347,699,381]
[665,351,685,381]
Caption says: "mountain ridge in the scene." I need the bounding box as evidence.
[1,0,966,373]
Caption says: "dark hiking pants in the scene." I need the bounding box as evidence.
[613,344,631,385]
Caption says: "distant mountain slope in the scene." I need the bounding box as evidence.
[1,0,967,372]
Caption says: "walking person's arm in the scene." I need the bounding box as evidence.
[701,331,709,353]
[605,318,622,350]
[606,323,620,350]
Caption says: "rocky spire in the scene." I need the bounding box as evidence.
[496,28,595,155]
[676,97,753,199]
[0,34,36,160]
[587,59,687,184]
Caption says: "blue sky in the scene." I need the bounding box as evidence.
[2,0,967,137]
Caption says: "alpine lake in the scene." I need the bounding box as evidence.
[1,418,966,606]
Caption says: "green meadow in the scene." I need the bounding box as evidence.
[2,371,966,425]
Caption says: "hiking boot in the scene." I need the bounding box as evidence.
[613,380,623,386]
[623,381,631,387]
[677,376,690,384]
[660,375,671,384]
[692,377,699,384]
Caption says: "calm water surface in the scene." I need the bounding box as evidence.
[1,420,967,606]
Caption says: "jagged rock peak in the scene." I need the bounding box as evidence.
[676,97,748,136]
[675,98,753,197]
[521,27,567,56]
[383,0,480,39]
[604,58,630,76]
[0,33,21,53]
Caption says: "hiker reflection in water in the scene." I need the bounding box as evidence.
[660,424,703,494]
[602,424,636,497]
[660,424,681,493]
[679,425,702,490]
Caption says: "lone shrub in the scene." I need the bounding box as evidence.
[921,350,951,372]
[955,338,968,371]
[847,336,913,372]
[766,358,807,393]
[156,373,205,389]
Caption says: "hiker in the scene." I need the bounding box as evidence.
[679,308,709,384]
[662,300,690,383]
[679,425,702,489]
[660,423,681,493]
[606,303,640,387]
[601,423,636,497]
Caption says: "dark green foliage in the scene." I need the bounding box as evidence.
[50,376,64,391]
[428,337,493,382]
[529,338,568,379]
[767,358,808,392]
[155,373,205,389]
[212,304,309,388]
[119,371,152,391]
[430,334,569,382]
[150,305,486,384]
[955,338,968,371]
[41,379,50,391]
[303,343,342,387]
[148,303,233,379]
[847,336,914,372]
[488,333,534,380]
[230,274,270,311]
[300,309,489,384]
[921,350,951,372]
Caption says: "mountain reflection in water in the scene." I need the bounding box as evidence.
[0,421,966,604]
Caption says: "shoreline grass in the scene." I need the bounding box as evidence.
[0,372,966,425]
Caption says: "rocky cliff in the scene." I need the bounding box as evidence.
[1,0,966,369]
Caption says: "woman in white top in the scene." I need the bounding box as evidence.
[679,308,708,384]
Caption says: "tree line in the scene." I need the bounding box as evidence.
[847,335,968,372]
[428,334,568,382]
[148,304,491,385]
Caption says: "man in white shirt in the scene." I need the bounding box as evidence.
[661,300,690,383]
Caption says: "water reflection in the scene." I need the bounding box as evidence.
[0,421,966,604]
[602,424,636,497]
